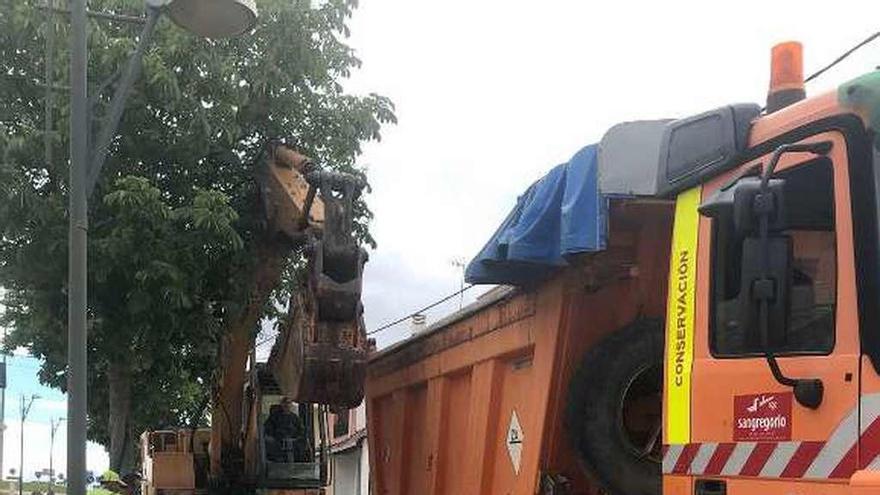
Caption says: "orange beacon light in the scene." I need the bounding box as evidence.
[767,41,806,113]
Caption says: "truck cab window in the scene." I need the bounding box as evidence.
[711,159,836,356]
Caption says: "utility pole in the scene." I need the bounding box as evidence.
[67,0,88,492]
[48,418,64,495]
[450,257,466,310]
[0,305,7,479]
[19,394,38,495]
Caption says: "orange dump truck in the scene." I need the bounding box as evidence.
[366,42,880,494]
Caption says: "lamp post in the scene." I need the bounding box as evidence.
[65,2,256,495]
[19,394,39,495]
[48,418,64,495]
[0,310,7,479]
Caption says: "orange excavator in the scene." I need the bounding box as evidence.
[140,143,370,495]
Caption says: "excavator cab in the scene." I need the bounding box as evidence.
[243,364,330,491]
[141,365,330,495]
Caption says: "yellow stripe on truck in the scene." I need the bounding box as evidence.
[665,186,701,445]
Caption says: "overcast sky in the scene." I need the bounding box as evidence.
[346,0,880,347]
[9,0,880,480]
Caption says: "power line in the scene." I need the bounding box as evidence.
[250,282,478,345]
[805,30,880,84]
[367,284,476,337]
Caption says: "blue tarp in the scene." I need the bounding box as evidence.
[465,144,608,286]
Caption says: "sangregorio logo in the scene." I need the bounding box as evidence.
[734,392,793,441]
[737,414,788,433]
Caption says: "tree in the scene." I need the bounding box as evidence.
[0,0,394,473]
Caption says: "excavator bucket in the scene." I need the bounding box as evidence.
[270,291,368,408]
[267,167,369,409]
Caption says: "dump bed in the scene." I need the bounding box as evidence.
[366,200,673,494]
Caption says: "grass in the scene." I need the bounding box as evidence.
[0,481,121,495]
[0,480,115,494]
[5,481,66,493]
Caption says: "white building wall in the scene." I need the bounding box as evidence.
[332,449,361,495]
[327,401,370,495]
[355,403,366,431]
[359,440,369,495]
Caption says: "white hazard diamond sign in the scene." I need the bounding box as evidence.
[506,410,524,475]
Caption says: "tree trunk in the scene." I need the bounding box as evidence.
[210,238,289,480]
[108,360,136,474]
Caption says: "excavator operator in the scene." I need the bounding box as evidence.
[264,397,309,462]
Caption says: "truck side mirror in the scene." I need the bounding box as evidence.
[736,236,792,350]
[699,176,786,235]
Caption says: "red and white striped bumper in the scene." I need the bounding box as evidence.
[663,394,880,480]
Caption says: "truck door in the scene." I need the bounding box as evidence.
[667,132,861,494]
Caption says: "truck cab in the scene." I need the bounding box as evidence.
[661,50,880,494]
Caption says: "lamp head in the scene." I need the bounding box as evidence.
[148,0,258,38]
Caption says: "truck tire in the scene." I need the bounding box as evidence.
[565,319,663,495]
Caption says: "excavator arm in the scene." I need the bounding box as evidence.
[209,142,370,484]
[263,145,370,409]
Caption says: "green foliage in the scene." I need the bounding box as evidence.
[0,0,393,459]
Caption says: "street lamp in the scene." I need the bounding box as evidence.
[48,418,64,495]
[19,394,39,495]
[163,0,258,38]
[66,2,256,495]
